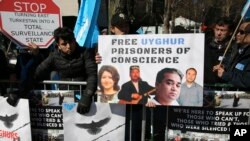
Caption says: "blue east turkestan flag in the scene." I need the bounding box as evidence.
[241,0,250,20]
[74,0,101,48]
[136,27,144,34]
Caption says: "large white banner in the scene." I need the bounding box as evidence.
[98,34,204,103]
[0,96,31,141]
[99,34,204,86]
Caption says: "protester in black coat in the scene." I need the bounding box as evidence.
[7,27,97,115]
[214,21,250,90]
[204,17,235,86]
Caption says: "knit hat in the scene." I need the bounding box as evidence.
[111,12,130,26]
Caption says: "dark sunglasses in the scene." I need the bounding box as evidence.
[238,29,248,35]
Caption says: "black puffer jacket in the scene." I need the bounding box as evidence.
[222,44,250,90]
[34,45,97,96]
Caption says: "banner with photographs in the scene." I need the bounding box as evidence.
[0,96,32,141]
[98,34,204,105]
[63,102,126,141]
[30,90,75,141]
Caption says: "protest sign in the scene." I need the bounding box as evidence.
[98,34,204,104]
[0,0,62,48]
[0,96,31,141]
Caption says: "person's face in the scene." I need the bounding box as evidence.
[156,73,181,103]
[130,69,140,82]
[213,24,230,42]
[57,38,76,55]
[101,71,114,90]
[236,23,250,45]
[186,69,196,83]
[111,23,130,35]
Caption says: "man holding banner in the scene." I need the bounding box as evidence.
[96,12,149,141]
[7,27,97,115]
[95,12,133,63]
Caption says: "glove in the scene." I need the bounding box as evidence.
[6,93,20,107]
[77,94,92,115]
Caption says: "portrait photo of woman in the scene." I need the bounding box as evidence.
[97,65,120,103]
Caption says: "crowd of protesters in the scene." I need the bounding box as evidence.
[1,8,250,140]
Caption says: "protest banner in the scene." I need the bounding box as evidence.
[168,106,249,134]
[98,34,204,104]
[0,0,62,48]
[0,96,32,141]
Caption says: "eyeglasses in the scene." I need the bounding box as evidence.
[238,29,247,35]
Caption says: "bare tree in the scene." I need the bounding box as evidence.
[108,0,247,34]
[223,0,233,17]
[163,0,172,33]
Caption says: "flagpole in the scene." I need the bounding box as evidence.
[108,0,111,34]
[219,15,244,65]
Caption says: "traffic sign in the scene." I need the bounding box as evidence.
[0,0,62,48]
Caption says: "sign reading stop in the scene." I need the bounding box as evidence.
[0,0,62,48]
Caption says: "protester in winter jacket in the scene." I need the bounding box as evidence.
[213,21,250,90]
[7,27,97,115]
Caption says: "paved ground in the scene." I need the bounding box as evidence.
[45,97,74,106]
[217,98,250,109]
